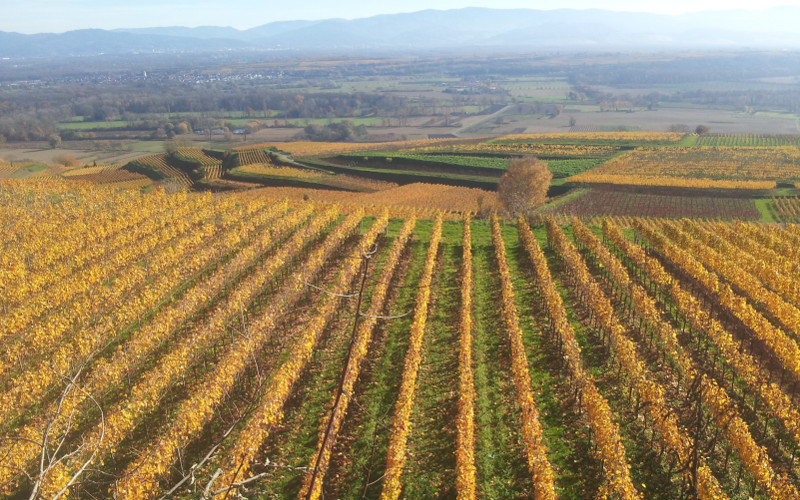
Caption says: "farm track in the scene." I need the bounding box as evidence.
[202,212,390,498]
[321,223,426,500]
[511,224,603,498]
[469,221,531,497]
[400,231,460,498]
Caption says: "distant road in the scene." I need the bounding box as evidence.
[454,105,513,136]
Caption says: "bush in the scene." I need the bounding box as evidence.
[497,156,552,216]
[48,134,62,149]
[55,155,79,167]
[301,119,367,142]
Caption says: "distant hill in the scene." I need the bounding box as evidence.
[0,29,249,58]
[2,7,800,58]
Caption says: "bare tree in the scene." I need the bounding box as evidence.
[4,364,106,500]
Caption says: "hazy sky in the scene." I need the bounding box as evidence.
[4,0,800,34]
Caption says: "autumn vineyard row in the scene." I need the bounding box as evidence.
[3,179,800,499]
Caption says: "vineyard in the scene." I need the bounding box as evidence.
[247,138,477,158]
[0,162,39,177]
[567,146,800,188]
[235,163,319,179]
[3,132,796,222]
[336,152,607,179]
[64,168,152,187]
[409,142,622,158]
[129,154,194,187]
[240,182,498,216]
[234,148,273,166]
[774,197,800,223]
[175,148,221,167]
[546,185,762,219]
[694,134,800,147]
[3,178,800,499]
[125,149,231,186]
[341,152,513,170]
[494,131,686,145]
[324,141,618,187]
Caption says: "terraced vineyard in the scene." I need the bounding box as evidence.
[3,179,800,499]
[128,153,193,187]
[125,150,229,186]
[329,141,616,185]
[235,147,273,166]
[694,134,800,147]
[176,147,222,167]
[567,146,800,188]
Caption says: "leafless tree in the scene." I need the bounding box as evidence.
[5,364,106,500]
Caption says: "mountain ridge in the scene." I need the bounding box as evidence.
[2,7,800,58]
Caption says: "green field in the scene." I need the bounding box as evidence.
[342,152,511,170]
[59,120,129,130]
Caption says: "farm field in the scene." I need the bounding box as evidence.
[0,146,151,166]
[491,107,800,136]
[695,135,800,147]
[568,146,800,188]
[293,134,627,193]
[4,133,800,222]
[336,151,607,179]
[3,179,800,499]
[544,185,763,220]
[5,133,800,221]
[6,51,800,161]
[233,182,498,217]
[7,44,800,497]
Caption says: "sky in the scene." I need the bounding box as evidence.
[3,0,800,34]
